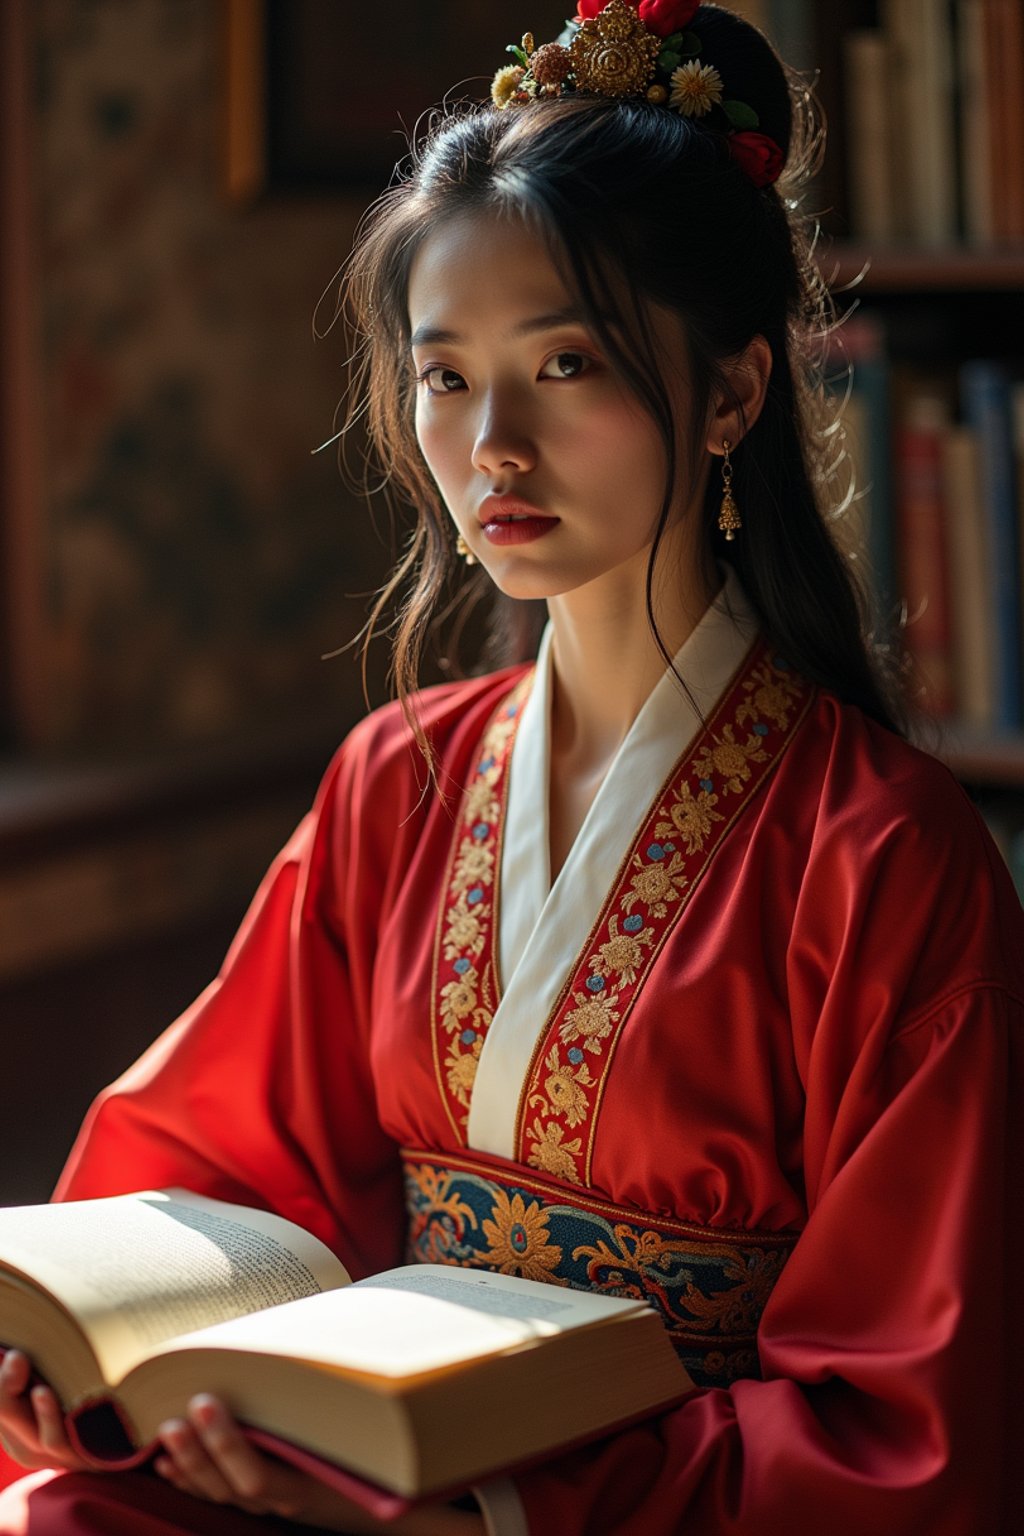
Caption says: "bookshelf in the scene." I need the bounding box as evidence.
[934,726,1024,789]
[797,0,1024,894]
[819,243,1024,806]
[827,248,1024,294]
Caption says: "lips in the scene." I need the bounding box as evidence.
[476,496,560,549]
[478,495,556,527]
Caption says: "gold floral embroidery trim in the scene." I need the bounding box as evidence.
[430,673,534,1142]
[401,1147,799,1385]
[516,640,811,1185]
[401,1142,799,1244]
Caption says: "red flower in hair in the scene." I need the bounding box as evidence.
[576,0,699,33]
[638,0,700,36]
[727,131,784,188]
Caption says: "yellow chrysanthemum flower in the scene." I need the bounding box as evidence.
[669,60,724,117]
[491,64,525,109]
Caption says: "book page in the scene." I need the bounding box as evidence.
[0,1190,349,1386]
[147,1263,648,1380]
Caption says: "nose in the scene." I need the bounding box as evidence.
[470,390,538,478]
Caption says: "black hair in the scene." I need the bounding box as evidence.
[333,3,906,761]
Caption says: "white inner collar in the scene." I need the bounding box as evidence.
[468,564,760,1159]
[498,564,759,991]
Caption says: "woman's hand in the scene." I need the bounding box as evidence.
[2,1357,482,1533]
[156,1395,485,1534]
[0,1349,92,1473]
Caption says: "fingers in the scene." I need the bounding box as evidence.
[158,1397,299,1515]
[157,1414,240,1507]
[188,1397,269,1500]
[0,1365,38,1462]
[30,1384,77,1459]
[0,1351,80,1470]
[157,1396,397,1527]
[0,1350,30,1397]
[0,1350,35,1451]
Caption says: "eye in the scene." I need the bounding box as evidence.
[417,365,466,395]
[539,351,593,380]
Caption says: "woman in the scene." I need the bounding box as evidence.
[1,4,1021,1532]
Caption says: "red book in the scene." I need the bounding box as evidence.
[983,0,1024,243]
[895,393,956,715]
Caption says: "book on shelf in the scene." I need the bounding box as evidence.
[0,1189,691,1511]
[1015,387,1024,662]
[982,0,1024,245]
[893,386,957,715]
[961,360,1023,729]
[892,360,1024,730]
[941,423,996,727]
[883,0,957,246]
[957,0,993,246]
[843,29,898,244]
[830,318,1024,732]
[835,0,1024,246]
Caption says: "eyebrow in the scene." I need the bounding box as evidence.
[409,305,588,349]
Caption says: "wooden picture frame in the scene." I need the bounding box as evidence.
[0,0,46,748]
[222,0,574,202]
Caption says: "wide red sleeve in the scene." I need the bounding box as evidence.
[51,721,408,1278]
[510,984,1020,1536]
[510,747,1024,1536]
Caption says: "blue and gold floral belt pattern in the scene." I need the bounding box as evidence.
[402,1149,799,1388]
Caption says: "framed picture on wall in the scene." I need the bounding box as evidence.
[223,0,575,202]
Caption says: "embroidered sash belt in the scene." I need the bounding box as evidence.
[402,1148,799,1388]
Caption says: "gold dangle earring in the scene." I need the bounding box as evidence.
[717,439,741,542]
[456,532,478,566]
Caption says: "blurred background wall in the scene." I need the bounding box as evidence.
[0,0,570,1201]
[0,0,374,1202]
[14,0,381,751]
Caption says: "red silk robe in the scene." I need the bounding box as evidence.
[1,616,1022,1535]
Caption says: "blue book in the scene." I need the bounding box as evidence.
[960,361,1023,728]
[1009,828,1024,905]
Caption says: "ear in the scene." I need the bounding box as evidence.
[705,335,773,456]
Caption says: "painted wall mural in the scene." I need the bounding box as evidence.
[34,0,389,750]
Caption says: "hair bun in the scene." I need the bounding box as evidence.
[692,3,792,164]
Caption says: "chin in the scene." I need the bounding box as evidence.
[484,568,584,603]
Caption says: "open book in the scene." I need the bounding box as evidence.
[0,1189,692,1504]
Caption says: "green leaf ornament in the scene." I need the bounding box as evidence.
[722,99,760,129]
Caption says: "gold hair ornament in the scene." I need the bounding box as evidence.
[456,532,479,565]
[492,1,784,189]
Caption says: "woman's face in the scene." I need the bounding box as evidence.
[407,211,708,602]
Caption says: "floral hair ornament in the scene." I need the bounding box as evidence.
[491,0,784,189]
